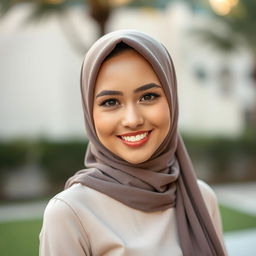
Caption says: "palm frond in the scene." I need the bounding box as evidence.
[25,1,68,22]
[0,0,18,15]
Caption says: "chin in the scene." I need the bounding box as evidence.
[126,159,142,164]
[123,155,151,165]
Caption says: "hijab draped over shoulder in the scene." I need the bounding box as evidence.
[65,30,226,256]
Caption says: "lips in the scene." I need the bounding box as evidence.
[117,130,152,147]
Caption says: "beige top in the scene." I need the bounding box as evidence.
[39,180,225,256]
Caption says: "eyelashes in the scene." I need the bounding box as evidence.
[140,92,160,102]
[99,98,119,107]
[98,92,161,108]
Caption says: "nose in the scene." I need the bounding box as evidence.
[121,104,144,129]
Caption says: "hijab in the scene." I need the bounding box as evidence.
[65,30,226,256]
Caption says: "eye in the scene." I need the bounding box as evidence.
[140,93,160,102]
[99,98,120,107]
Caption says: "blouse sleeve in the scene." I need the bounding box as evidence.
[39,198,92,256]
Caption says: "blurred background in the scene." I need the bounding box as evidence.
[0,0,255,255]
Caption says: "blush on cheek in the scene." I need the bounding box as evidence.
[149,105,171,130]
[93,112,119,137]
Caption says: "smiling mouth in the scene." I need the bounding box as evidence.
[117,130,152,147]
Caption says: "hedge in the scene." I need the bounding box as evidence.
[0,134,255,196]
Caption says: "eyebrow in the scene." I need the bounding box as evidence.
[96,90,122,98]
[95,83,161,98]
[134,83,161,93]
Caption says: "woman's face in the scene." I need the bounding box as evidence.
[93,49,171,164]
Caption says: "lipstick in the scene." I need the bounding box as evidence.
[117,130,152,147]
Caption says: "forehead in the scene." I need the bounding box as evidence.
[94,50,161,92]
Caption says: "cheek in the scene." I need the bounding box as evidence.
[93,110,119,138]
[147,101,171,132]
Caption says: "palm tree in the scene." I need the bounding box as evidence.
[0,0,204,53]
[0,0,116,54]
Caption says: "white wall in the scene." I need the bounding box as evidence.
[0,5,88,139]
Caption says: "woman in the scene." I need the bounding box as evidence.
[40,30,227,256]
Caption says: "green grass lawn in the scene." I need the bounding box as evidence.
[0,218,42,256]
[219,204,256,232]
[0,205,256,256]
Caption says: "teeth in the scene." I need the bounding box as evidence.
[121,132,148,142]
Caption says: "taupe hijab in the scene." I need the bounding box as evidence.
[66,30,226,255]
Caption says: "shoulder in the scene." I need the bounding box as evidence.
[43,183,91,217]
[40,184,92,255]
[197,179,217,200]
[41,184,93,243]
[197,180,218,217]
[42,184,85,228]
[43,183,121,221]
[42,183,96,230]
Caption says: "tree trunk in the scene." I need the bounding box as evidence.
[87,0,111,37]
[98,20,106,37]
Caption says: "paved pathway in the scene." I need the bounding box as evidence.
[213,182,256,216]
[224,228,256,256]
[0,201,47,223]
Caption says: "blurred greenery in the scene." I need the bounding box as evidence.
[220,204,256,232]
[0,204,256,255]
[0,219,42,256]
[38,139,87,190]
[0,134,255,199]
[217,0,256,55]
[0,140,28,169]
[183,133,256,157]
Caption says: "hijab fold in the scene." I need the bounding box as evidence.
[65,30,226,256]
